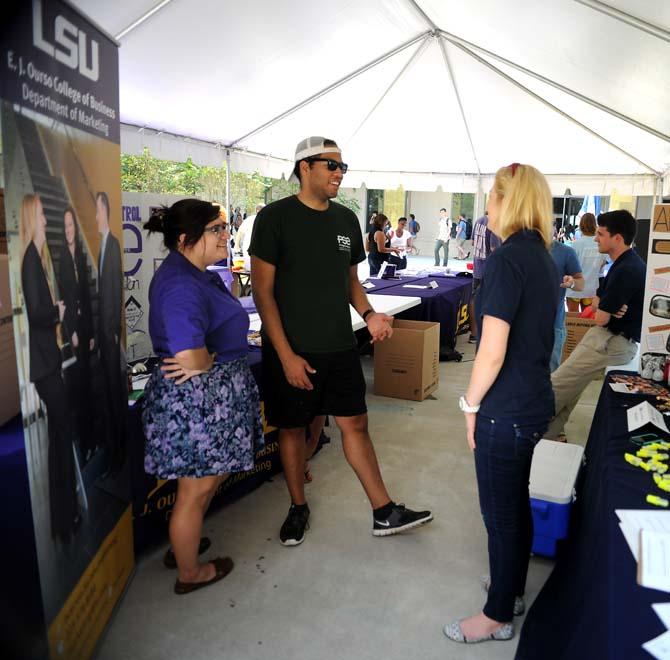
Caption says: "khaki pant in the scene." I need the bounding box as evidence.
[545,326,638,439]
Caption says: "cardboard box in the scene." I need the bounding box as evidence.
[561,312,596,364]
[374,319,440,401]
[0,254,20,426]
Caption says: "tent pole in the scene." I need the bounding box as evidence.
[225,148,231,219]
[437,35,481,175]
[226,31,432,148]
[575,0,670,44]
[439,29,670,143]
[442,38,661,175]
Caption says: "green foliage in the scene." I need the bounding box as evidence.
[121,148,361,216]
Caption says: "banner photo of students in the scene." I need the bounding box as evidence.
[0,3,133,659]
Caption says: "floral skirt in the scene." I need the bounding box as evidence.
[142,356,264,479]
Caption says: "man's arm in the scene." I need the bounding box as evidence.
[349,265,393,343]
[560,271,585,292]
[251,256,315,390]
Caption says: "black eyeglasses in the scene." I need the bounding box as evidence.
[204,223,228,237]
[305,157,349,174]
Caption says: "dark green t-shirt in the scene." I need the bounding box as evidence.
[249,195,365,353]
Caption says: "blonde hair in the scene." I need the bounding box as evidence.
[20,193,57,304]
[20,193,40,252]
[492,163,553,248]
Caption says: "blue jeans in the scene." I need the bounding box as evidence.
[550,325,566,372]
[474,414,548,622]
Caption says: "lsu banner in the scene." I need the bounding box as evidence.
[0,2,133,658]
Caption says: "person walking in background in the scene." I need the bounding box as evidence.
[58,206,96,462]
[549,241,584,371]
[468,211,501,344]
[96,191,125,475]
[250,136,432,547]
[408,213,420,238]
[455,213,469,260]
[545,210,644,442]
[434,208,451,267]
[566,213,606,313]
[143,200,263,594]
[20,194,79,543]
[366,213,398,276]
[387,216,412,271]
[445,163,558,645]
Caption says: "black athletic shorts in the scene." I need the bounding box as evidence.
[262,342,367,429]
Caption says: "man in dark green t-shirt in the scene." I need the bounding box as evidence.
[250,136,432,546]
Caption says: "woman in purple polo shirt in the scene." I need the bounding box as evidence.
[142,199,263,595]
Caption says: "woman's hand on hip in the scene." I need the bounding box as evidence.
[161,358,208,385]
[465,412,476,451]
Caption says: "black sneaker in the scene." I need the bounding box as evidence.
[372,503,433,537]
[279,504,310,546]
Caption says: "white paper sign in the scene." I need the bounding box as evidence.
[643,630,670,659]
[647,334,667,351]
[653,603,670,630]
[627,401,670,433]
[652,277,670,294]
[639,529,670,593]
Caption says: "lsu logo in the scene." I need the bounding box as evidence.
[337,235,351,252]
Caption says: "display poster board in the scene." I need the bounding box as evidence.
[0,2,133,658]
[640,205,670,378]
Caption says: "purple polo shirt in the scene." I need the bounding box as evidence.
[148,250,249,363]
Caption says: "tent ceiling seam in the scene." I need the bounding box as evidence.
[445,38,660,175]
[574,0,670,43]
[438,36,481,176]
[347,35,432,143]
[115,0,175,41]
[438,29,670,144]
[225,31,432,149]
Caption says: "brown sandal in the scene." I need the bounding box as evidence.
[174,556,234,595]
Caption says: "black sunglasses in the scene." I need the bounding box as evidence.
[305,157,349,174]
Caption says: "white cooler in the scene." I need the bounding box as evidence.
[529,440,585,558]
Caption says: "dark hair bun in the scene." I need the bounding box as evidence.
[144,206,168,234]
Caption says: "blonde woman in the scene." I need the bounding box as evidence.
[445,164,559,644]
[20,193,79,543]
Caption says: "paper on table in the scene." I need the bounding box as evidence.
[616,510,670,561]
[653,603,670,630]
[643,630,670,659]
[402,284,429,289]
[627,401,670,433]
[638,529,670,593]
[620,521,641,560]
[362,281,375,289]
[611,383,634,393]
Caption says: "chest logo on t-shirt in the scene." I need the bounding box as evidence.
[337,235,351,252]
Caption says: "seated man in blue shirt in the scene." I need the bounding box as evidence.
[545,210,645,440]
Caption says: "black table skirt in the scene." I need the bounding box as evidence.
[516,372,670,660]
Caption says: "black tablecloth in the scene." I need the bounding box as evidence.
[516,372,670,660]
[372,276,472,349]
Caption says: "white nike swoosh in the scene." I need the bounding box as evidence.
[374,519,391,527]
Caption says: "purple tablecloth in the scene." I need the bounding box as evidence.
[360,275,423,292]
[372,276,473,349]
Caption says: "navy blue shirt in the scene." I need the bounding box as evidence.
[476,230,559,420]
[596,248,646,342]
[148,250,249,363]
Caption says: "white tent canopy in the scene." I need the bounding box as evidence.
[76,0,670,194]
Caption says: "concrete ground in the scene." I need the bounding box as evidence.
[97,335,602,660]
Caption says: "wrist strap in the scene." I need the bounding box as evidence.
[362,308,374,322]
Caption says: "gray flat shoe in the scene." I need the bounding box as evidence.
[481,575,526,616]
[443,620,514,643]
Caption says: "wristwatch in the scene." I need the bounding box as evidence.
[362,308,375,322]
[459,395,480,413]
